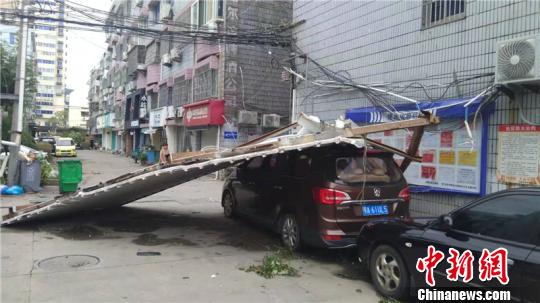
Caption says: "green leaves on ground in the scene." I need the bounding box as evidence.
[244,249,299,279]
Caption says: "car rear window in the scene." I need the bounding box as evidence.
[334,156,402,185]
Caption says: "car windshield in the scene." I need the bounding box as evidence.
[57,140,73,146]
[335,156,401,184]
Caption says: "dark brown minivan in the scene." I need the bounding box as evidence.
[221,143,410,250]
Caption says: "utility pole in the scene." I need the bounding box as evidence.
[7,0,29,186]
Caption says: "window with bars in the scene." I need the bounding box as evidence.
[172,76,192,106]
[421,0,465,29]
[193,64,217,102]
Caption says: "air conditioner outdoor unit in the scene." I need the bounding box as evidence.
[160,2,173,20]
[122,51,128,62]
[126,82,135,92]
[136,0,143,7]
[162,53,172,67]
[262,114,280,128]
[238,110,258,125]
[170,47,182,62]
[175,106,184,118]
[495,35,540,85]
[136,64,147,71]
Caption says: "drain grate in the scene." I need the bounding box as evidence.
[37,255,100,271]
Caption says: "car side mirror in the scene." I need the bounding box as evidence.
[439,215,453,231]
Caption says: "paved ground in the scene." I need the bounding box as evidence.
[1,150,380,303]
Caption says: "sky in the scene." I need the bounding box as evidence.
[65,0,113,107]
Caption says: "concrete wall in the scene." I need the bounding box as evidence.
[292,0,540,215]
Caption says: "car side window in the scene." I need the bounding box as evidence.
[452,194,540,245]
[246,157,264,170]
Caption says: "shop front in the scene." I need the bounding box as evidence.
[183,99,225,152]
[149,106,168,149]
[164,105,185,153]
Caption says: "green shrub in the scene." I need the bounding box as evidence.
[138,152,147,162]
[36,142,53,154]
[39,158,52,185]
[21,130,37,149]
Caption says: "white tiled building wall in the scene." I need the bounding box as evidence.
[292,0,540,215]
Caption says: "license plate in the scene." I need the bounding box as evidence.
[362,204,389,216]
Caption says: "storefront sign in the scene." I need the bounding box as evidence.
[96,115,105,129]
[150,107,167,128]
[130,120,139,127]
[497,125,540,185]
[183,99,225,127]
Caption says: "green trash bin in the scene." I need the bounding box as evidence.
[57,159,83,193]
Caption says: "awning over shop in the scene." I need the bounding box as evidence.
[345,96,486,124]
[183,99,225,127]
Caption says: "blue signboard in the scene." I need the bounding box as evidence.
[224,131,238,139]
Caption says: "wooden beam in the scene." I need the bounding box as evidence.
[233,122,298,150]
[364,137,422,163]
[400,126,425,172]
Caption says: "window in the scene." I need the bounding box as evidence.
[246,157,264,170]
[335,156,402,184]
[421,0,465,29]
[452,194,540,245]
[193,64,217,101]
[191,0,224,27]
[150,2,160,23]
[173,76,192,106]
[9,33,15,45]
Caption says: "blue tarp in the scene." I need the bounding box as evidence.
[345,96,486,123]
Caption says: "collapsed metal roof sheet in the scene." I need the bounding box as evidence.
[1,137,364,225]
[2,112,437,225]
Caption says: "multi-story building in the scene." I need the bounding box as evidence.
[88,0,292,156]
[292,0,540,215]
[32,0,67,126]
[66,105,89,129]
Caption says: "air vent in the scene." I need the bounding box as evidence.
[262,114,280,128]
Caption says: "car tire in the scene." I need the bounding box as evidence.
[369,245,409,300]
[222,191,236,218]
[280,214,301,251]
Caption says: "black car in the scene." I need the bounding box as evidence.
[222,144,410,251]
[357,188,540,302]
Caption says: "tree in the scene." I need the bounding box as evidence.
[1,43,37,141]
[47,110,67,132]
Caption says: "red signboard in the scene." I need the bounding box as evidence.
[183,99,225,127]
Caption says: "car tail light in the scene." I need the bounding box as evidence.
[312,188,351,205]
[399,187,410,203]
[322,229,345,241]
[323,234,342,241]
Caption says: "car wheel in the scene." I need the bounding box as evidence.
[280,214,301,251]
[370,245,409,300]
[222,191,236,218]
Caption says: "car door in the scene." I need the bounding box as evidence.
[256,154,292,225]
[414,193,538,300]
[232,157,264,216]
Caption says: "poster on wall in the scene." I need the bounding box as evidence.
[369,121,483,194]
[497,125,540,185]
